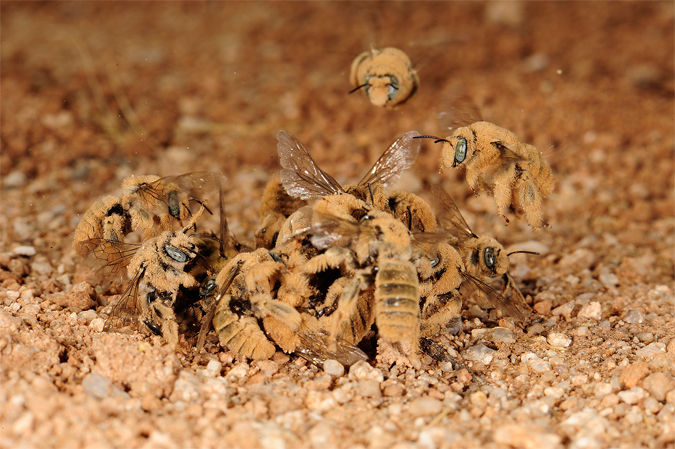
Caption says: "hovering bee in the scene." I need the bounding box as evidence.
[417,120,555,229]
[86,206,206,345]
[430,185,534,316]
[349,47,419,108]
[277,129,435,233]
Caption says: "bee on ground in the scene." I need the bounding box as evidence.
[279,198,422,368]
[417,120,555,229]
[85,206,207,346]
[73,195,131,258]
[349,47,419,108]
[429,185,535,317]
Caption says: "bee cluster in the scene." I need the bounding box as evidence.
[73,46,556,370]
[74,122,553,370]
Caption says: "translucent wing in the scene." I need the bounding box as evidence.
[460,271,527,322]
[133,172,222,219]
[79,238,141,282]
[431,185,477,240]
[357,131,421,188]
[437,90,482,133]
[104,267,144,332]
[277,130,344,199]
[295,329,368,367]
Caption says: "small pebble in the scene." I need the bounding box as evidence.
[3,170,26,188]
[619,361,649,389]
[577,302,602,320]
[82,373,129,399]
[534,300,552,315]
[636,342,666,360]
[30,261,53,276]
[617,387,647,405]
[642,372,675,402]
[493,424,562,449]
[547,332,572,348]
[205,360,223,377]
[348,361,383,382]
[558,248,596,271]
[552,301,575,317]
[599,272,619,288]
[490,327,515,344]
[408,397,443,417]
[544,386,564,399]
[594,382,613,398]
[464,344,496,365]
[13,246,36,257]
[323,359,344,377]
[637,333,654,343]
[357,379,381,399]
[624,309,645,324]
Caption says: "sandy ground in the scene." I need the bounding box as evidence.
[1,2,674,448]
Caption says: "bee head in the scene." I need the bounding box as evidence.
[475,236,508,277]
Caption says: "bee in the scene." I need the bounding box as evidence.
[349,47,419,108]
[254,176,308,249]
[73,195,131,258]
[88,206,206,345]
[277,129,434,233]
[120,172,231,241]
[417,120,555,229]
[282,201,423,368]
[430,184,534,316]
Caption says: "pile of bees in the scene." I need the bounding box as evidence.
[73,47,555,369]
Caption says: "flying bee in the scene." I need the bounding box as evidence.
[86,206,206,345]
[73,195,131,258]
[429,184,535,316]
[349,47,419,108]
[417,119,555,229]
[277,129,434,233]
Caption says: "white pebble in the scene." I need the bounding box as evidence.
[618,387,647,405]
[636,342,666,360]
[578,302,602,320]
[547,332,572,348]
[323,359,345,377]
[599,272,619,288]
[13,246,36,257]
[464,344,496,365]
[348,361,383,382]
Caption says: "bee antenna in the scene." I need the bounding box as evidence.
[367,183,374,205]
[413,135,440,140]
[348,83,370,94]
[507,250,540,257]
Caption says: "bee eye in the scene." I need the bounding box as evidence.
[430,257,440,268]
[199,279,217,298]
[454,138,467,165]
[484,247,496,271]
[164,244,188,262]
[167,191,181,218]
[364,76,371,95]
[387,76,399,101]
[360,214,374,223]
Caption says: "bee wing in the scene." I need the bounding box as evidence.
[142,171,224,218]
[431,185,477,240]
[195,261,241,357]
[357,131,421,188]
[78,238,141,282]
[437,90,482,133]
[278,206,365,250]
[104,267,144,332]
[277,130,344,199]
[296,329,368,367]
[460,271,527,322]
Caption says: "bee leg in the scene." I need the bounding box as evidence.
[213,294,276,360]
[329,273,367,350]
[492,164,520,224]
[515,175,546,230]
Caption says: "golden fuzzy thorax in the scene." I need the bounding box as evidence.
[349,47,419,108]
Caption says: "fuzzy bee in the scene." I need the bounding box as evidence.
[429,184,535,316]
[417,119,555,229]
[81,207,207,346]
[349,47,419,108]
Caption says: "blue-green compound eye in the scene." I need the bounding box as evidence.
[454,138,467,165]
[387,76,399,101]
[164,244,188,262]
[484,247,496,271]
[364,76,371,95]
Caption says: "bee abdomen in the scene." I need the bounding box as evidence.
[375,260,420,339]
[214,296,276,360]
